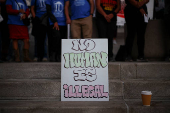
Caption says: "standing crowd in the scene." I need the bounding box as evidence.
[0,0,151,62]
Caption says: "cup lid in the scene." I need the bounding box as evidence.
[141,91,152,95]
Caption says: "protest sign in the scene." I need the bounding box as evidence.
[61,39,109,101]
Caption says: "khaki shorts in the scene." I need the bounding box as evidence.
[71,16,92,39]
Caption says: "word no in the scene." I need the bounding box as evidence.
[72,39,96,51]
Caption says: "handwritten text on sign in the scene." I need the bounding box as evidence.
[61,39,109,101]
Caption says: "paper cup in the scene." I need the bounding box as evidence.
[141,91,152,106]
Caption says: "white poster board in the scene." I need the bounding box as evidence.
[61,39,109,101]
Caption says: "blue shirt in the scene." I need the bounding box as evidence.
[6,0,28,25]
[68,0,90,20]
[31,0,47,18]
[46,0,66,26]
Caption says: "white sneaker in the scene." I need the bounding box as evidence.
[42,57,48,62]
[33,57,38,62]
[113,39,117,45]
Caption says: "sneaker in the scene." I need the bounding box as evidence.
[33,57,38,62]
[113,39,117,45]
[42,57,48,62]
[137,57,148,62]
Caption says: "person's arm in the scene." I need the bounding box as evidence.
[46,4,59,30]
[89,0,94,17]
[25,8,30,17]
[6,5,25,15]
[21,8,29,19]
[96,0,107,18]
[108,0,121,20]
[96,0,110,22]
[65,1,71,24]
[46,4,57,24]
[31,6,36,18]
[127,0,149,8]
[114,0,121,14]
[139,8,146,16]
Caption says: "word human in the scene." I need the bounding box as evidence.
[63,52,108,68]
[63,84,109,98]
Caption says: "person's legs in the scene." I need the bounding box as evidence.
[47,25,55,61]
[71,19,81,39]
[124,8,137,60]
[56,26,67,62]
[23,39,32,62]
[13,39,20,62]
[33,37,38,61]
[36,25,46,61]
[107,21,116,61]
[6,39,14,61]
[43,35,48,59]
[13,39,19,50]
[96,18,114,61]
[1,23,10,61]
[81,16,92,38]
[8,40,14,61]
[136,16,147,59]
[48,25,60,61]
[96,18,107,38]
[113,25,117,45]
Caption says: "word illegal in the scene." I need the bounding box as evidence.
[63,84,109,98]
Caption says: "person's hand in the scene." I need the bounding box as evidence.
[104,14,111,23]
[21,14,26,19]
[140,8,146,16]
[145,0,149,3]
[53,22,59,30]
[19,9,25,13]
[66,18,71,24]
[108,14,114,19]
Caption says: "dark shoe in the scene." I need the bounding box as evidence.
[125,56,133,62]
[108,57,115,62]
[137,57,148,62]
